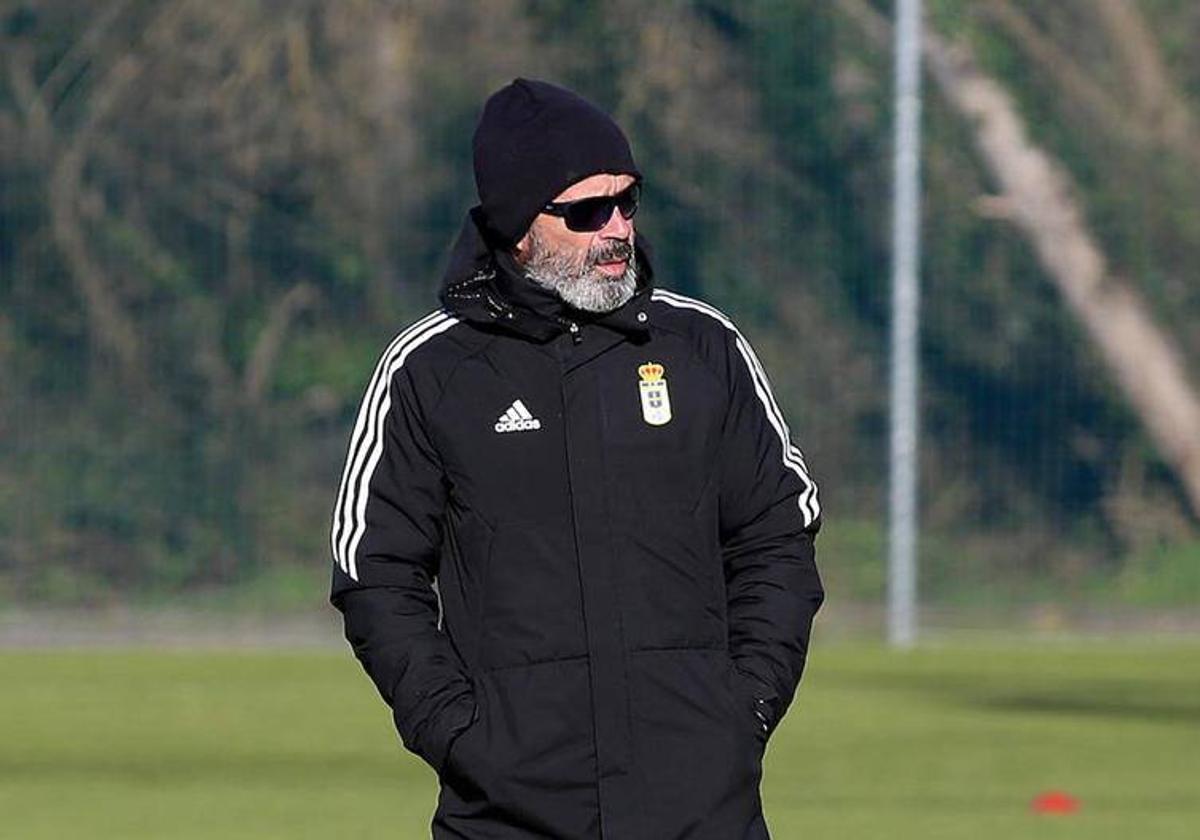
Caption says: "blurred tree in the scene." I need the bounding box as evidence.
[1,0,1197,603]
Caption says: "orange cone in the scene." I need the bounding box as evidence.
[1031,790,1081,814]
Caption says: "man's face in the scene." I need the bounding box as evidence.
[514,173,639,313]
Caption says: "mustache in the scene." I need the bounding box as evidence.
[589,239,634,265]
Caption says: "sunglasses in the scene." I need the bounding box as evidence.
[541,182,641,232]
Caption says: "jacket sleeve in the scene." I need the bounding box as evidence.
[717,325,824,738]
[329,354,475,774]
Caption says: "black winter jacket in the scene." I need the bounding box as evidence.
[330,210,823,839]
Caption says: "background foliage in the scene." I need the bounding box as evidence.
[2,0,1198,616]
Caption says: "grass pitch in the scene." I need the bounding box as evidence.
[1,643,1196,838]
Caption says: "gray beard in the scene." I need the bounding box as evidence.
[521,231,638,313]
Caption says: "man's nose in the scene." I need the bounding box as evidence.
[599,203,633,239]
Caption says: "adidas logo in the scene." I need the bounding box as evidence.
[494,399,542,433]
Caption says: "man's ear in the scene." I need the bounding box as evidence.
[512,230,531,263]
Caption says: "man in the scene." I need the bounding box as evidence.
[329,78,823,840]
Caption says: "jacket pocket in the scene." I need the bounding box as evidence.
[435,660,598,838]
[726,658,771,750]
[438,693,489,794]
[628,649,764,831]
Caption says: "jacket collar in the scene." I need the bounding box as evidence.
[438,206,654,342]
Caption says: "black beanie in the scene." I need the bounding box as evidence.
[472,78,641,245]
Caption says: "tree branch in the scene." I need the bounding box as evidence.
[243,282,318,406]
[836,0,1200,520]
[977,0,1146,148]
[44,1,190,386]
[47,51,148,383]
[1094,0,1198,154]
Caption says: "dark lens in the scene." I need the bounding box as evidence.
[559,184,641,232]
[564,196,616,232]
[617,183,640,220]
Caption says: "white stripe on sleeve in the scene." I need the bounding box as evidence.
[330,311,459,580]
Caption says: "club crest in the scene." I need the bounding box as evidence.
[637,362,672,426]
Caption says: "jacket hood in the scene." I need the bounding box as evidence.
[438,206,655,342]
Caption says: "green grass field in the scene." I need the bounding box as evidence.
[2,643,1197,839]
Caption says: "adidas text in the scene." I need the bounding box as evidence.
[495,417,542,433]
[494,399,542,433]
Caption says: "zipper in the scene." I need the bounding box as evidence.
[484,290,515,321]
